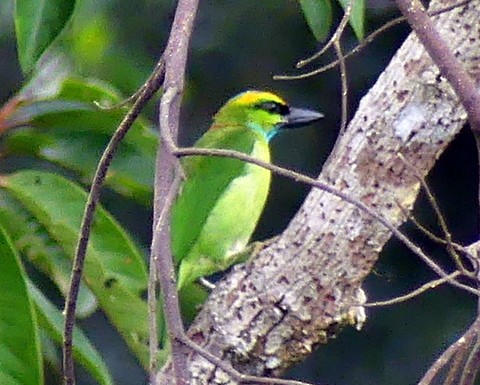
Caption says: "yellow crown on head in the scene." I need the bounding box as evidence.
[230,91,287,107]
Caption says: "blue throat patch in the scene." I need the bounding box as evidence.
[248,122,280,142]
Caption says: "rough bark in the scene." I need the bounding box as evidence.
[157,0,480,383]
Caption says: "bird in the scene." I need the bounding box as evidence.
[171,90,324,290]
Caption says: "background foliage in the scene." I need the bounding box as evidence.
[0,0,478,384]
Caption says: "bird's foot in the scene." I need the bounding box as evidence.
[198,277,216,291]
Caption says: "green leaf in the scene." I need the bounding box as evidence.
[14,0,76,73]
[5,78,157,205]
[0,170,152,366]
[28,282,113,385]
[0,190,97,318]
[0,225,43,385]
[337,0,365,40]
[57,78,122,105]
[38,331,60,369]
[299,0,332,42]
[5,127,154,205]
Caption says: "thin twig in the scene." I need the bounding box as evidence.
[274,0,471,81]
[418,318,480,385]
[173,146,480,297]
[363,271,461,307]
[332,39,350,146]
[334,40,348,137]
[398,153,450,237]
[159,93,179,155]
[275,15,406,81]
[396,198,480,274]
[395,199,450,246]
[395,198,480,268]
[459,335,480,385]
[444,340,471,385]
[324,40,350,163]
[62,61,165,385]
[95,57,166,110]
[398,153,474,276]
[457,271,480,385]
[297,0,355,68]
[177,336,317,385]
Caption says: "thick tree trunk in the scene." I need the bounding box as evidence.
[157,0,480,383]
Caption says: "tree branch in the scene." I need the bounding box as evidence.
[173,146,477,296]
[157,0,480,383]
[63,60,165,385]
[151,1,199,385]
[418,240,480,384]
[274,0,472,81]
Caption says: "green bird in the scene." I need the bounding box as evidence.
[171,90,323,290]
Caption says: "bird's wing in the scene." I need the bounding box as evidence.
[171,125,260,264]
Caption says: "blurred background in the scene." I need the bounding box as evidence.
[1,0,478,384]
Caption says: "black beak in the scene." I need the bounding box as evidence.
[283,107,324,128]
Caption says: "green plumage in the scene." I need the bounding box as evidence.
[170,90,323,290]
[172,126,270,288]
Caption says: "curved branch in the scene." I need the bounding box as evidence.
[151,1,199,385]
[174,146,477,296]
[63,60,165,385]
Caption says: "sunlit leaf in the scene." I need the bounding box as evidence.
[337,0,365,40]
[14,0,76,73]
[58,78,122,106]
[0,170,151,366]
[299,0,332,41]
[0,190,97,317]
[0,225,43,385]
[4,78,157,205]
[29,282,113,385]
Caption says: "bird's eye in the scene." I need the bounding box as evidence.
[257,101,289,115]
